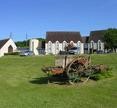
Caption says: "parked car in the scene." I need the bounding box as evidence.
[68,47,79,54]
[97,50,104,54]
[59,47,79,55]
[20,51,34,56]
[107,49,113,53]
[59,51,68,55]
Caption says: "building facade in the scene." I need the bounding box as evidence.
[30,39,39,55]
[45,32,84,55]
[0,38,17,57]
[88,30,105,53]
[45,30,107,55]
[31,30,115,55]
[29,39,45,55]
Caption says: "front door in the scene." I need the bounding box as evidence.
[8,45,13,53]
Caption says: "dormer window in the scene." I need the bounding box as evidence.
[70,41,75,48]
[90,41,94,49]
[48,41,52,53]
[77,41,81,47]
[56,41,59,51]
[98,40,101,50]
[62,41,67,51]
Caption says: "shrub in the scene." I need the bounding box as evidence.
[90,70,113,81]
[4,52,19,56]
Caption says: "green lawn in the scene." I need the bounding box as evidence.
[0,54,117,108]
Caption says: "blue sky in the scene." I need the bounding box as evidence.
[0,0,117,41]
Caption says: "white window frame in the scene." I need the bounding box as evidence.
[77,41,81,54]
[62,41,67,51]
[48,41,52,53]
[90,40,94,49]
[98,40,102,50]
[56,41,59,53]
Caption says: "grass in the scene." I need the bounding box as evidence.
[0,54,117,108]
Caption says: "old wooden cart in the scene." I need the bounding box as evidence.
[42,55,108,84]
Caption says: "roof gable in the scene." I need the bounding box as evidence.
[0,38,10,49]
[46,32,83,43]
[82,36,89,43]
[89,30,106,42]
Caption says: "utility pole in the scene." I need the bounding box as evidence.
[26,33,28,47]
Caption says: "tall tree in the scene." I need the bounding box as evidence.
[104,28,117,52]
[15,38,45,48]
[15,40,29,48]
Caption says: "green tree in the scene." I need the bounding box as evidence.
[104,28,117,52]
[15,40,29,48]
[15,38,45,48]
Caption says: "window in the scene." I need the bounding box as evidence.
[56,41,59,51]
[70,41,74,47]
[62,41,67,51]
[98,40,101,50]
[77,41,81,47]
[77,41,81,54]
[55,41,60,54]
[90,41,94,49]
[48,41,52,53]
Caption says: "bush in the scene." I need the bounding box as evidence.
[4,52,19,56]
[90,71,113,81]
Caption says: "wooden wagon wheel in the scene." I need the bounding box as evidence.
[66,58,88,84]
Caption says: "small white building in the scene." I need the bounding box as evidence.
[29,38,45,55]
[0,38,17,57]
[45,32,84,55]
[29,39,39,55]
